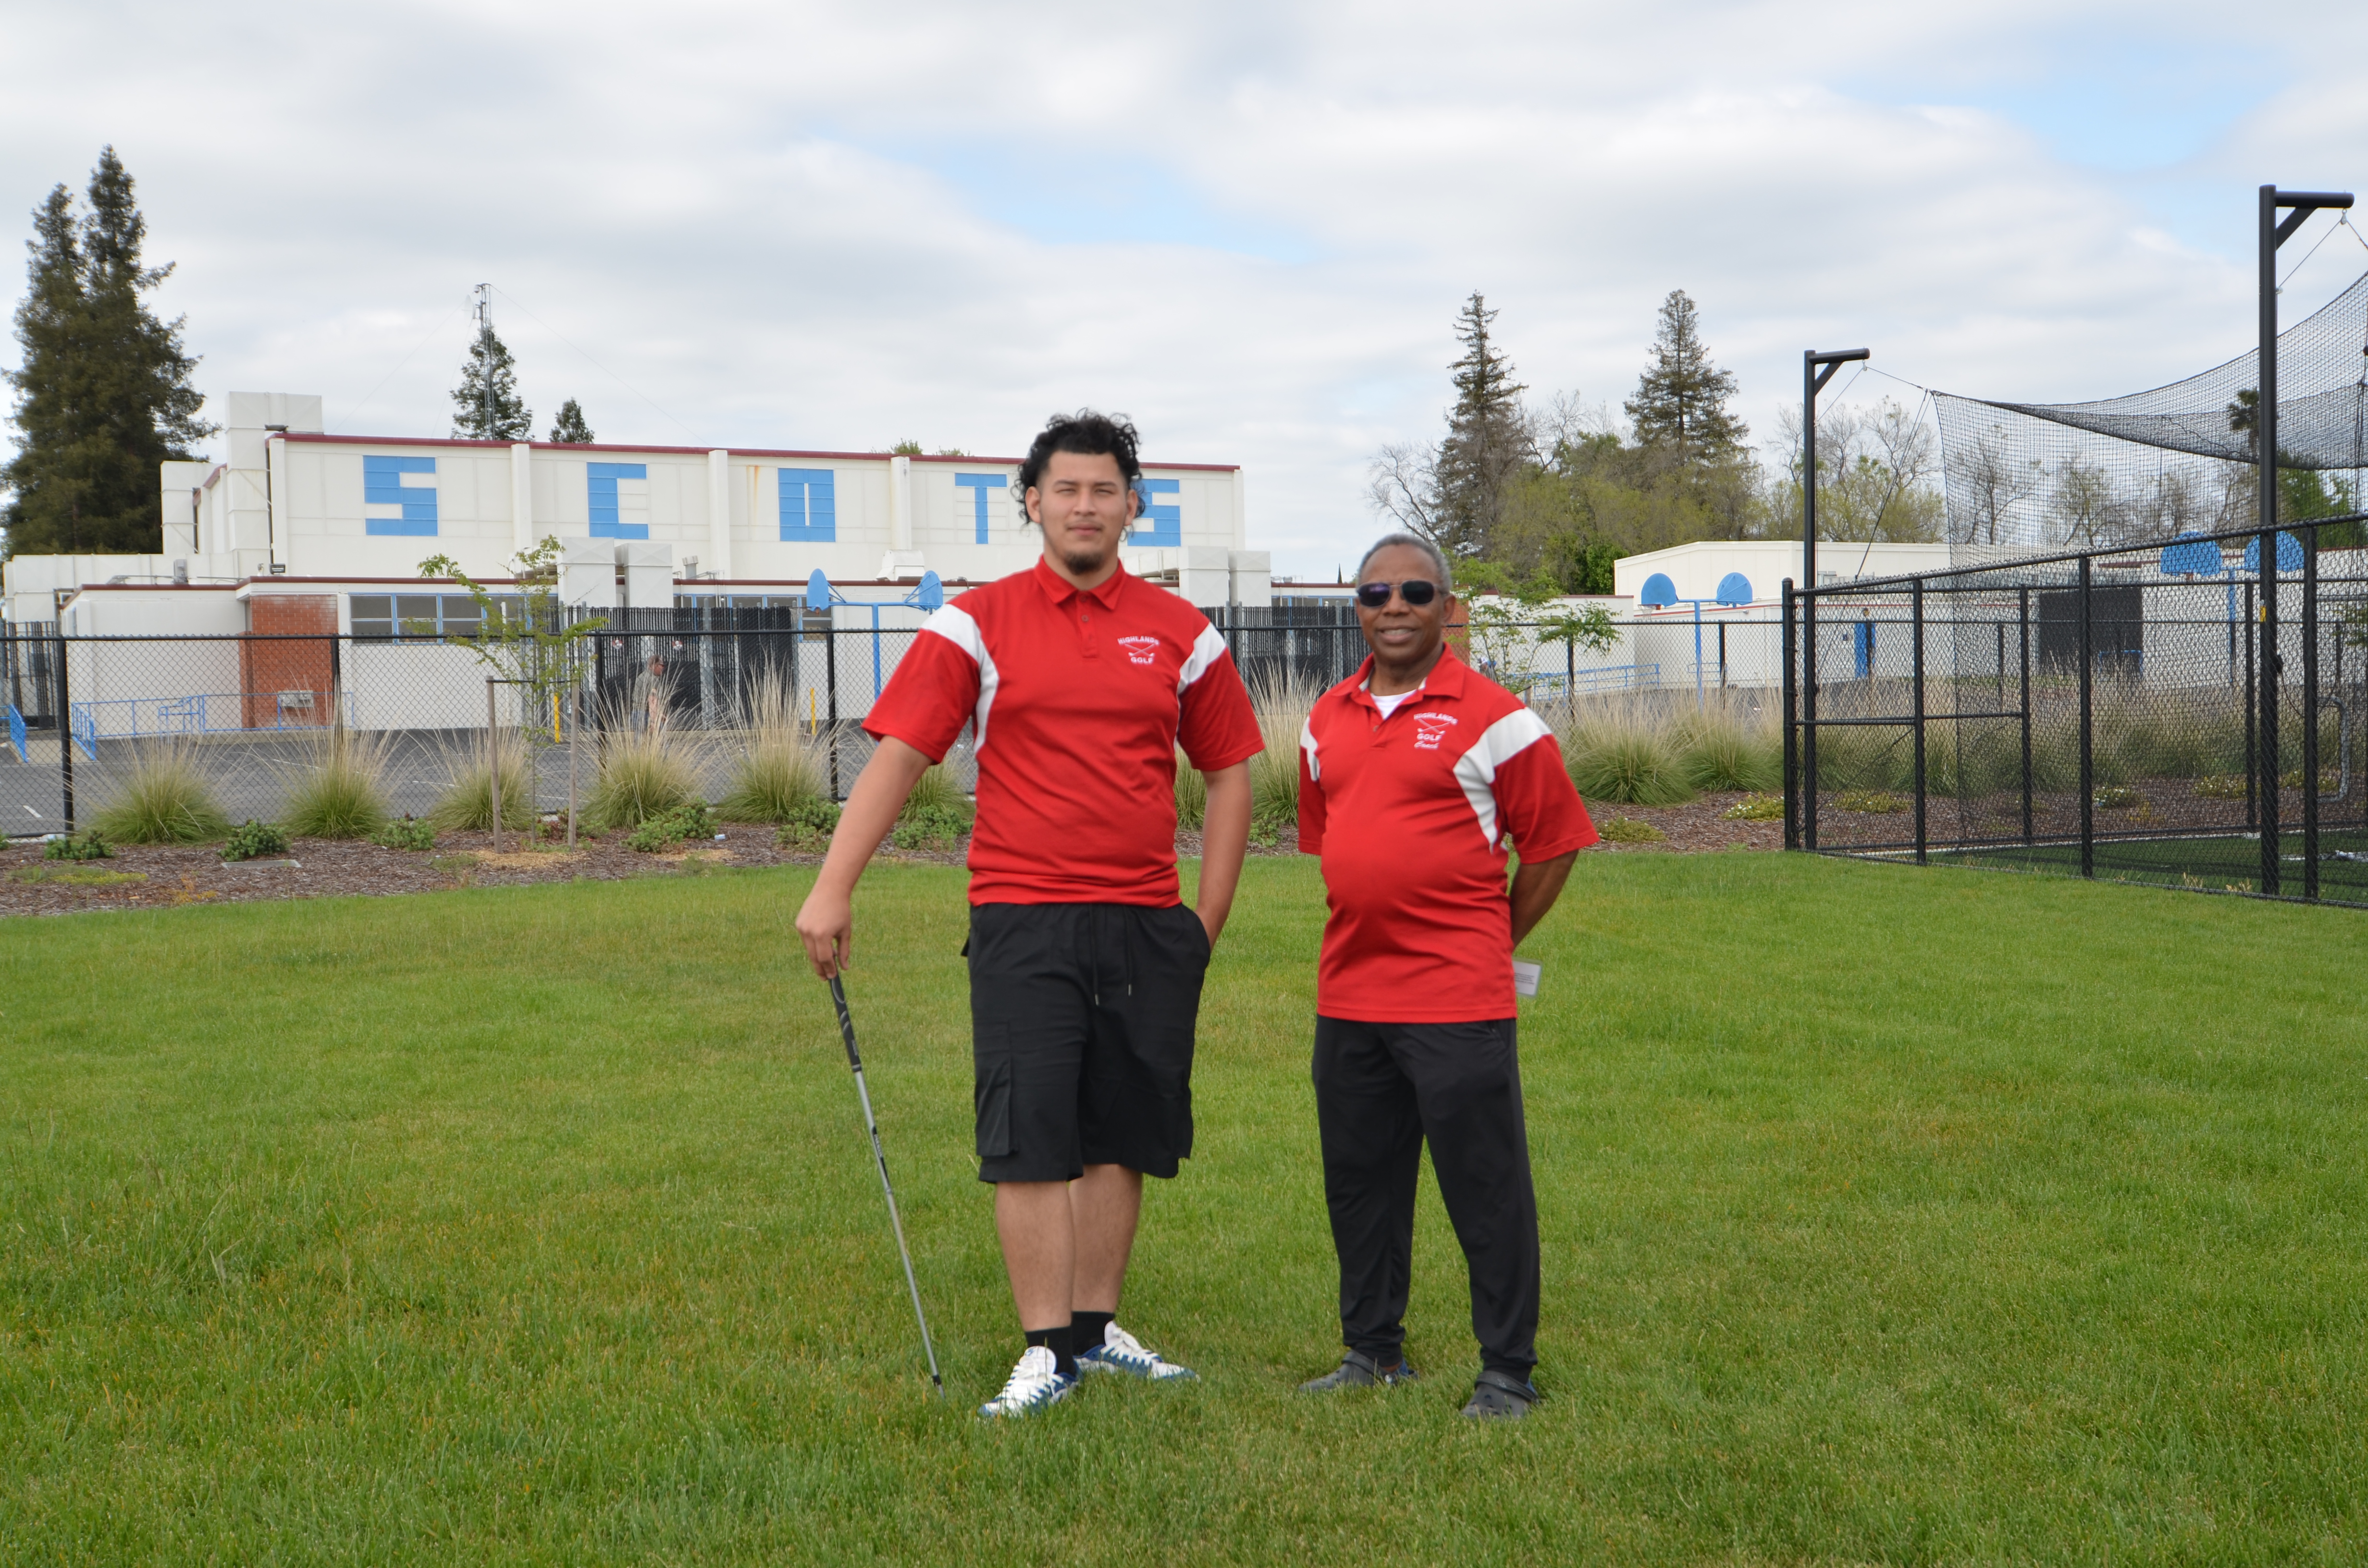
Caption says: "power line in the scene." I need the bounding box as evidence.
[489,285,702,443]
[339,295,470,429]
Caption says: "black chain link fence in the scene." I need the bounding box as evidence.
[1784,513,2368,903]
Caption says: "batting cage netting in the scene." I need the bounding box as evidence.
[1933,267,2368,559]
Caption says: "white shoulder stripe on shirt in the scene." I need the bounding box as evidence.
[1299,718,1320,783]
[919,603,1000,752]
[1450,708,1555,850]
[1176,622,1230,695]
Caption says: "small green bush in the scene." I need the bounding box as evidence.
[625,801,715,853]
[1835,788,1907,815]
[889,768,974,850]
[1598,816,1666,843]
[44,831,112,861]
[221,820,291,861]
[2094,784,2145,810]
[1720,793,1784,821]
[90,744,232,845]
[2194,773,2248,799]
[371,816,436,851]
[775,797,841,850]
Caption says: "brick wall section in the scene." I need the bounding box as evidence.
[240,594,336,729]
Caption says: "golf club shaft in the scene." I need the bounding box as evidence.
[829,974,945,1397]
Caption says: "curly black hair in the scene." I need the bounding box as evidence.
[1013,409,1143,522]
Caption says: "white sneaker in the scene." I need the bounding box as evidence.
[978,1346,1077,1419]
[1077,1323,1198,1381]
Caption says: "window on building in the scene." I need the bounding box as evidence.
[349,593,518,641]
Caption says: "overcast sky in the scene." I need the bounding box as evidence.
[4,0,2365,577]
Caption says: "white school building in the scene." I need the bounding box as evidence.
[2,391,1272,631]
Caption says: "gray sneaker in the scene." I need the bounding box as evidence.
[1298,1349,1419,1392]
[1460,1369,1538,1419]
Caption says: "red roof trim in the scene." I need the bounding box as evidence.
[275,432,1237,471]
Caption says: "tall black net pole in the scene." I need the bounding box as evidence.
[1782,580,1799,851]
[2079,556,2094,880]
[1912,577,1927,865]
[2304,523,2320,899]
[1800,348,1867,853]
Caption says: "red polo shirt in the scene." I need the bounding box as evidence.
[1298,650,1595,1021]
[863,558,1263,906]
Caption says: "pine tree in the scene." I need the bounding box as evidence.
[452,318,531,440]
[1433,292,1529,557]
[1624,290,1746,458]
[549,398,594,443]
[2,147,211,557]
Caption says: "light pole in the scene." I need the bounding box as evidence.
[1797,346,1869,853]
[2256,185,2353,896]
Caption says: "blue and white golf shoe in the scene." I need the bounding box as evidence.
[1077,1323,1198,1381]
[978,1345,1078,1420]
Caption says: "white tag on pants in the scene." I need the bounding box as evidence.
[1512,959,1541,998]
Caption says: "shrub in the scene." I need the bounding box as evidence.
[427,733,538,832]
[1721,793,1784,821]
[2094,784,2145,810]
[371,816,436,851]
[44,831,112,861]
[2194,773,2248,799]
[1174,749,1208,831]
[1562,697,1697,806]
[625,800,715,853]
[1835,788,1907,814]
[1674,697,1780,792]
[89,742,233,845]
[1597,816,1666,843]
[279,728,392,839]
[894,766,974,850]
[221,819,290,861]
[718,671,828,823]
[776,797,842,850]
[585,706,697,831]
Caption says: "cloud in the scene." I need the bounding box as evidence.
[2,0,2362,576]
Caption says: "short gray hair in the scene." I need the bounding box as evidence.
[1356,532,1453,593]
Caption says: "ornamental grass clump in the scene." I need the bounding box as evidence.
[1560,696,1696,807]
[584,697,697,831]
[89,741,233,845]
[426,733,537,832]
[1673,694,1780,793]
[1247,672,1320,841]
[277,728,393,839]
[717,671,828,824]
[1174,749,1208,830]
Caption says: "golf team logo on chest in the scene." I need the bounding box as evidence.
[1412,713,1458,750]
[1117,636,1161,666]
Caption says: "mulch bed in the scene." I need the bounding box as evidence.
[1,796,1791,919]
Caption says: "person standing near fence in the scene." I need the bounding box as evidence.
[794,410,1262,1419]
[1294,532,1595,1419]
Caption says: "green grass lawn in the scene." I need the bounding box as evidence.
[4,854,2366,1564]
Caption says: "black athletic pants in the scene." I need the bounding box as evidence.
[1311,1016,1539,1378]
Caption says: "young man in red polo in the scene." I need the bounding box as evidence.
[1294,532,1596,1419]
[794,411,1261,1419]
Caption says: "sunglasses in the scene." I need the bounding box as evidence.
[1354,579,1441,609]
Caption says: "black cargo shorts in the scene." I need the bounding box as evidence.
[966,902,1211,1183]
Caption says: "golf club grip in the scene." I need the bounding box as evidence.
[827,974,863,1071]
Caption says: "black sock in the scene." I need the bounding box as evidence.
[1071,1310,1113,1356]
[1024,1324,1077,1380]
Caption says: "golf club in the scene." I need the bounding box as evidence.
[827,973,945,1399]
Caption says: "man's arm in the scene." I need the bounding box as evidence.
[793,736,934,977]
[1507,850,1579,948]
[1194,761,1251,946]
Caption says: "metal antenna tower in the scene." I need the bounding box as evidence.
[473,283,493,439]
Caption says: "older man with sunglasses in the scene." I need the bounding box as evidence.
[1294,532,1596,1419]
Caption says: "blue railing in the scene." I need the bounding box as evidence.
[67,691,356,745]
